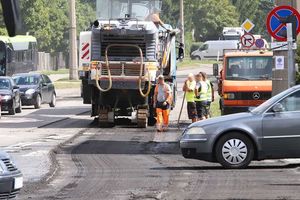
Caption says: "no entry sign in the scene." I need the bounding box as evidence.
[240,33,255,48]
[255,38,265,49]
[266,5,300,41]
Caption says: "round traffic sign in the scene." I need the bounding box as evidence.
[266,5,300,41]
[240,33,255,48]
[255,38,265,48]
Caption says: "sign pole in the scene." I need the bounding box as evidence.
[287,23,295,87]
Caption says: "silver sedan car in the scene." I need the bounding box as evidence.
[180,85,300,169]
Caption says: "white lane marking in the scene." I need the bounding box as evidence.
[22,150,48,157]
[0,118,42,123]
[3,141,43,151]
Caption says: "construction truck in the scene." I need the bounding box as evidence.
[79,0,182,127]
[214,50,273,115]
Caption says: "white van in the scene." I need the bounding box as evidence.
[191,40,239,61]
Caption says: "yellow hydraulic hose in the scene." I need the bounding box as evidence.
[101,44,151,98]
[94,46,113,92]
[95,62,112,92]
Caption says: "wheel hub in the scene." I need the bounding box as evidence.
[222,139,248,165]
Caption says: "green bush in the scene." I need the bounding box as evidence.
[296,72,300,85]
[296,40,300,84]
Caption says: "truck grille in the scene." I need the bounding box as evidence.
[235,92,271,100]
[101,63,145,77]
[91,28,157,62]
[101,34,146,58]
[0,190,20,199]
[1,159,17,172]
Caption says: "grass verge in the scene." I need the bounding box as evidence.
[210,96,221,117]
[178,59,221,68]
[54,78,81,89]
[38,69,69,75]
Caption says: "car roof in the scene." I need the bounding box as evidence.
[292,85,300,90]
[0,76,12,80]
[13,73,42,77]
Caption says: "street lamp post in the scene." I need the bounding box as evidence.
[69,0,78,80]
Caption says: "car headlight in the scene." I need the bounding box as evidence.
[224,93,235,100]
[2,95,12,101]
[185,127,206,135]
[25,89,35,95]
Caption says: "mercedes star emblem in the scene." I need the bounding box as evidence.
[253,92,260,100]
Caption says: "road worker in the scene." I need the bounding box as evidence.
[183,73,197,123]
[200,72,214,118]
[147,8,168,30]
[154,75,172,132]
[195,73,208,120]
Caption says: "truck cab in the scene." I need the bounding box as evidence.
[218,50,273,115]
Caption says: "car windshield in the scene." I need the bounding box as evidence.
[14,75,40,86]
[251,87,297,114]
[0,78,11,89]
[96,0,162,20]
[226,56,273,80]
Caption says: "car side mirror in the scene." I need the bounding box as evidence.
[0,0,22,37]
[42,83,47,87]
[213,63,219,77]
[13,85,19,90]
[273,103,284,113]
[248,107,255,112]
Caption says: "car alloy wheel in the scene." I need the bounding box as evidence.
[222,139,247,165]
[215,132,254,169]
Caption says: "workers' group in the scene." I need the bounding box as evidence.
[153,72,214,132]
[183,72,214,123]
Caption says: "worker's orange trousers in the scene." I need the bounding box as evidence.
[156,108,170,129]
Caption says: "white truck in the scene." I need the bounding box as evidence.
[222,27,244,41]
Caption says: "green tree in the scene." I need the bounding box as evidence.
[252,0,275,40]
[19,0,95,54]
[231,0,274,39]
[20,0,52,51]
[192,0,239,41]
[231,0,259,23]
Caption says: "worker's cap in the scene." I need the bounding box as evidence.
[157,75,164,80]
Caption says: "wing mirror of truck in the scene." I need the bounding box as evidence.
[177,43,184,60]
[213,63,219,77]
[0,0,22,37]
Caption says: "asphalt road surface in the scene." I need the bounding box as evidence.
[3,66,300,200]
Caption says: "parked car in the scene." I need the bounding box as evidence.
[0,77,22,115]
[13,73,56,109]
[190,40,239,61]
[0,150,23,199]
[180,85,300,169]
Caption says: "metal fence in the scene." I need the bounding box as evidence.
[37,52,66,71]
